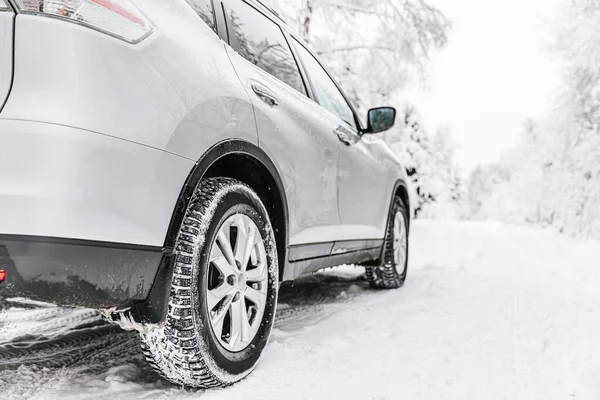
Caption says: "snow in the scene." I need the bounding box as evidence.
[2,220,600,399]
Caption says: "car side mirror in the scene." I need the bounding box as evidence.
[364,107,396,134]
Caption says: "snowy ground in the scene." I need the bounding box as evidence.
[2,220,600,399]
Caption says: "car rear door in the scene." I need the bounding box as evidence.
[0,0,14,111]
[219,0,341,250]
[289,38,391,242]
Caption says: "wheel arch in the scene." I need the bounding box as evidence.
[393,180,411,228]
[163,140,289,278]
[127,141,289,324]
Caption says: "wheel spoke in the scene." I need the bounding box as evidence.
[210,245,237,277]
[246,260,267,282]
[393,216,402,253]
[245,286,266,310]
[207,282,234,311]
[235,221,256,273]
[246,309,260,336]
[239,302,252,343]
[211,293,235,339]
[397,250,405,265]
[217,227,237,270]
[246,242,267,281]
[229,299,244,348]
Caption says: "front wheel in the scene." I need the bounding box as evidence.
[366,197,409,289]
[139,178,279,388]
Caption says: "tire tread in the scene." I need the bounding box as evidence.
[366,197,409,289]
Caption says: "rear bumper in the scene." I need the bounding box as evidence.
[0,235,168,309]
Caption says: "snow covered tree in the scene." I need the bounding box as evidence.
[386,105,434,216]
[468,0,600,238]
[386,105,466,218]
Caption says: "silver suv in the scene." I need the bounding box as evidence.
[0,0,410,387]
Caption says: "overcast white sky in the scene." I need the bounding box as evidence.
[408,0,564,170]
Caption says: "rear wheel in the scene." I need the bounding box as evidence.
[366,197,409,289]
[139,178,279,388]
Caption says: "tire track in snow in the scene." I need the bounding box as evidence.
[0,269,368,380]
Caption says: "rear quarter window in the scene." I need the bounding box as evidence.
[224,1,306,95]
[186,0,217,33]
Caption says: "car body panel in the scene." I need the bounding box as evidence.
[0,119,194,246]
[0,5,13,110]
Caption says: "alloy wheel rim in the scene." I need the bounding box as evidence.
[392,212,407,274]
[207,214,268,352]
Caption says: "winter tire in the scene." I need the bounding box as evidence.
[366,197,409,289]
[139,178,279,388]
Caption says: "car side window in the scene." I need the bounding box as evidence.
[186,0,217,33]
[225,1,306,95]
[292,39,356,130]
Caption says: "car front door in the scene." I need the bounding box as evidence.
[290,38,391,242]
[220,0,342,250]
[337,132,397,240]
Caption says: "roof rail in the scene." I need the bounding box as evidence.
[252,0,286,23]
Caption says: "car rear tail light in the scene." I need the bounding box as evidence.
[0,269,6,282]
[13,0,152,43]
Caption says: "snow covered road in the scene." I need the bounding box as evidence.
[2,220,600,399]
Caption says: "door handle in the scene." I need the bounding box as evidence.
[335,126,353,145]
[251,84,280,107]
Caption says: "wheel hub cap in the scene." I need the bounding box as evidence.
[207,214,268,352]
[238,274,247,290]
